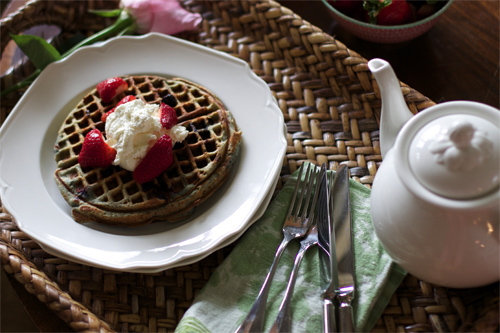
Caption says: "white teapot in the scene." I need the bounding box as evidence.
[368,58,499,288]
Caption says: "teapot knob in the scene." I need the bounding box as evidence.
[430,120,493,173]
[407,110,499,200]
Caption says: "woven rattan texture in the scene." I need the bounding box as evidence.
[1,0,498,332]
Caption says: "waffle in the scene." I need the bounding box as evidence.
[54,75,242,226]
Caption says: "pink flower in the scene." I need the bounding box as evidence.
[121,0,202,35]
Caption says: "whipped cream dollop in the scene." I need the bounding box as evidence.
[105,99,188,171]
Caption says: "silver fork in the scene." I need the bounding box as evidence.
[269,224,319,333]
[269,164,326,333]
[235,163,323,333]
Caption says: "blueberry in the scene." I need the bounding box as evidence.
[162,94,178,107]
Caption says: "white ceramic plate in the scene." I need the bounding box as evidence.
[0,33,286,272]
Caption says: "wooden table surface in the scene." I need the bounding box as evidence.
[1,0,499,332]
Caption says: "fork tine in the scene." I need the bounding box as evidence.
[295,163,324,225]
[290,163,313,220]
[295,164,316,220]
[307,163,327,223]
[286,163,307,218]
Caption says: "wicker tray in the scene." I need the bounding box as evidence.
[1,0,498,331]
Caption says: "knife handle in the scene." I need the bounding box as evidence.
[338,304,354,332]
[322,298,337,333]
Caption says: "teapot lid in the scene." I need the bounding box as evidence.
[407,107,499,200]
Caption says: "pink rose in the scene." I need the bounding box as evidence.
[121,0,202,35]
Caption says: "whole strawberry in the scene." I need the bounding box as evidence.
[97,77,128,103]
[101,95,136,123]
[133,134,174,183]
[364,0,413,25]
[378,0,412,25]
[78,129,116,168]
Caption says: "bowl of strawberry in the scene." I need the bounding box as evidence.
[322,0,453,43]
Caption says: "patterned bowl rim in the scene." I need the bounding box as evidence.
[320,0,454,30]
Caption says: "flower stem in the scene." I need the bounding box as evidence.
[62,11,134,57]
[1,10,134,98]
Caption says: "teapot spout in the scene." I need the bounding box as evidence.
[368,58,414,158]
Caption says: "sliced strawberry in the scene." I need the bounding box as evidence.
[160,103,177,129]
[101,95,136,123]
[97,77,128,103]
[133,134,173,183]
[78,129,116,168]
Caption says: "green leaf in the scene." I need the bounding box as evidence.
[10,33,61,70]
[88,8,122,18]
[2,10,133,97]
[363,0,392,24]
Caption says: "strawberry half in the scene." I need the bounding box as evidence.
[78,129,116,168]
[101,95,136,123]
[133,134,173,183]
[97,77,128,103]
[160,103,177,129]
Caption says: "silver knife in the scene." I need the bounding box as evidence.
[331,164,355,332]
[317,167,338,333]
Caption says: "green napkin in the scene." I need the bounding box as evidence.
[176,163,406,333]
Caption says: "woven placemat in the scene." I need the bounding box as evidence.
[1,0,498,332]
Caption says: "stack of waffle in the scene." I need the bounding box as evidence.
[54,75,242,226]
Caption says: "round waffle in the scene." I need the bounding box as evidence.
[54,75,242,226]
